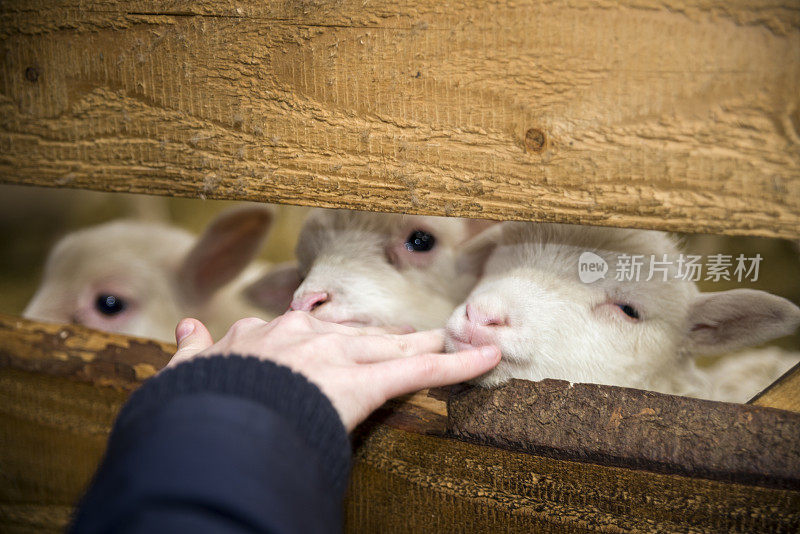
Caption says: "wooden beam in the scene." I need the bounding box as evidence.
[2,314,800,531]
[448,379,800,490]
[3,313,799,487]
[0,313,173,389]
[0,313,444,420]
[348,424,800,533]
[0,1,798,237]
[750,361,800,412]
[3,365,798,533]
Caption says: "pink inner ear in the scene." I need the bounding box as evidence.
[245,264,302,314]
[180,207,273,303]
[465,219,497,239]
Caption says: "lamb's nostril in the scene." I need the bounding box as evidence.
[290,292,329,312]
[465,303,508,328]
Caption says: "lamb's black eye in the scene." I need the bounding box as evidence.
[405,230,436,252]
[95,294,126,316]
[617,304,640,320]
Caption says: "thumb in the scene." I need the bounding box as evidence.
[166,318,214,369]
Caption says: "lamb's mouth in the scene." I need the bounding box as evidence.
[446,331,496,354]
[448,338,481,352]
[445,331,514,367]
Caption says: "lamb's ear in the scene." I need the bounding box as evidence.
[244,262,302,315]
[464,218,498,239]
[456,223,503,277]
[179,205,274,303]
[683,289,800,355]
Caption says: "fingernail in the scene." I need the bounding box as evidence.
[478,346,499,359]
[176,320,195,344]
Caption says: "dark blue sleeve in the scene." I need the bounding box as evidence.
[70,355,352,534]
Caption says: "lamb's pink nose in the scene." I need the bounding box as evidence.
[465,303,508,327]
[290,292,329,312]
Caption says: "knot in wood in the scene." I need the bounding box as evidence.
[524,128,545,153]
[24,66,39,83]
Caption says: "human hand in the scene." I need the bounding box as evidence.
[166,312,501,431]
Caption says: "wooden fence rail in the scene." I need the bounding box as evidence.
[2,314,799,532]
[0,0,798,237]
[2,2,800,531]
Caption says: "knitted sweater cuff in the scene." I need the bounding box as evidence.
[112,354,352,496]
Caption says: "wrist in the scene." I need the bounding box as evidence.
[115,354,352,495]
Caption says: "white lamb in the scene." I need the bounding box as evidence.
[247,208,491,331]
[444,222,800,401]
[703,346,799,403]
[25,205,279,343]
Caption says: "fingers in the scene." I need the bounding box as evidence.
[349,330,446,363]
[356,325,416,335]
[271,310,417,337]
[166,318,215,369]
[308,317,415,336]
[369,345,501,400]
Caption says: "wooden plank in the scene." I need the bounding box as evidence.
[750,361,800,412]
[0,313,445,425]
[0,1,798,237]
[0,368,126,533]
[2,315,800,531]
[347,425,800,533]
[448,379,800,490]
[0,314,174,389]
[3,313,799,485]
[3,366,798,534]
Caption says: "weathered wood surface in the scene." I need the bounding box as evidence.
[0,368,126,533]
[750,361,800,412]
[348,425,800,533]
[3,366,798,534]
[448,379,800,490]
[0,313,174,389]
[1,1,799,238]
[3,314,800,532]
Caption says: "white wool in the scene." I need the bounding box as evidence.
[25,207,277,343]
[704,347,799,403]
[249,208,486,331]
[445,222,800,401]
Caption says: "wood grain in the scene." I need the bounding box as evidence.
[348,425,800,533]
[750,361,800,412]
[0,313,174,389]
[4,365,799,533]
[0,1,798,237]
[448,379,800,490]
[0,368,126,533]
[2,314,800,531]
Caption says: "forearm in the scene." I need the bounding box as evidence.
[71,355,351,534]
